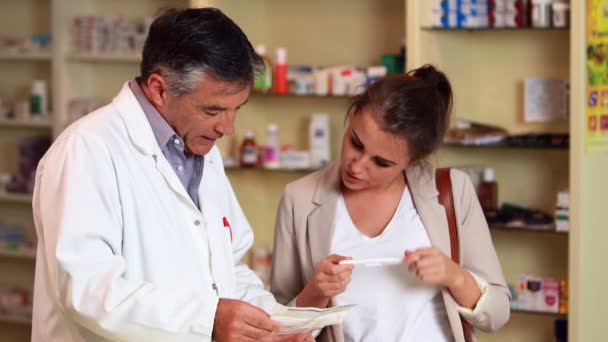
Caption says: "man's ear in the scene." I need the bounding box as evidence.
[144,73,170,107]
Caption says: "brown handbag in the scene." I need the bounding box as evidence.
[435,168,474,342]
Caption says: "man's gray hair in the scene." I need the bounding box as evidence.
[157,65,206,96]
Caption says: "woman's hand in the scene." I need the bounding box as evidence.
[296,254,354,308]
[404,248,465,289]
[404,247,482,309]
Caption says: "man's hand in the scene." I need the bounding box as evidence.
[213,298,280,341]
[261,332,315,342]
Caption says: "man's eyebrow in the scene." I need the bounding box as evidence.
[197,99,249,111]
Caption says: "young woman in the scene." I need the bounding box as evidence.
[270,65,510,342]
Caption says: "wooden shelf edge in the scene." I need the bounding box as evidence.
[66,53,141,63]
[224,166,319,173]
[0,192,33,204]
[511,308,567,317]
[0,52,51,61]
[0,247,36,260]
[490,225,568,234]
[0,117,53,128]
[0,314,31,325]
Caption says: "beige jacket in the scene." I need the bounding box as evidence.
[270,162,510,342]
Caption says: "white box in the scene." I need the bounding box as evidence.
[524,78,570,122]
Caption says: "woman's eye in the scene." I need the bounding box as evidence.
[374,159,391,168]
[351,137,363,150]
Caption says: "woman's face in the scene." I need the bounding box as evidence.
[340,106,411,192]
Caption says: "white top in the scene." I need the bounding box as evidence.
[331,187,452,342]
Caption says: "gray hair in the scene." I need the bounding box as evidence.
[156,65,206,96]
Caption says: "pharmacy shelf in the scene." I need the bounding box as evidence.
[224,166,319,173]
[0,51,51,61]
[511,308,567,317]
[251,92,351,99]
[66,52,141,63]
[0,247,36,260]
[0,314,31,326]
[490,224,568,234]
[0,192,32,204]
[0,117,53,129]
[422,27,570,32]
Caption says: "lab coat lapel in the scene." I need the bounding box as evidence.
[154,155,200,212]
[113,81,199,213]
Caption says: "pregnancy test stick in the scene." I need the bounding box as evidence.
[339,257,402,267]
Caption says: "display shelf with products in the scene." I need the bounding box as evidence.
[408,1,572,341]
[422,27,569,32]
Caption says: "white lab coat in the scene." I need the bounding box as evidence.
[31,82,280,341]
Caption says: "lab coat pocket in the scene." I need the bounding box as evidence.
[221,217,233,246]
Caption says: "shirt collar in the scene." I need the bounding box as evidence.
[129,79,179,149]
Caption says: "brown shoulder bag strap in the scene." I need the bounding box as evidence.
[436,168,474,342]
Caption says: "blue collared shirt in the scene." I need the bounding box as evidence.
[129,79,203,209]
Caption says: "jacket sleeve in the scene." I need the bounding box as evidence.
[33,133,219,341]
[269,187,305,305]
[214,149,282,315]
[453,170,511,332]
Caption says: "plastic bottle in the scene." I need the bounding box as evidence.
[479,168,498,213]
[274,48,288,95]
[253,44,272,93]
[263,123,280,169]
[239,130,258,168]
[309,113,331,168]
[31,80,48,117]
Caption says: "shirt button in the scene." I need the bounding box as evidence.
[177,165,184,172]
[174,138,181,145]
[194,220,200,226]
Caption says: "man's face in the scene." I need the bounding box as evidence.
[155,75,250,156]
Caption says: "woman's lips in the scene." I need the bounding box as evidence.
[344,170,363,183]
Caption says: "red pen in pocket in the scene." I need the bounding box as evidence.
[222,217,233,242]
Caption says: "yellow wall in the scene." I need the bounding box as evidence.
[569,1,608,341]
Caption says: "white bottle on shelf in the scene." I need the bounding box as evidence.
[263,123,280,169]
[309,113,331,168]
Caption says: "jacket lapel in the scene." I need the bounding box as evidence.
[307,163,341,272]
[405,166,451,257]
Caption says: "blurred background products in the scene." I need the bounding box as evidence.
[4,136,51,194]
[510,275,567,314]
[431,0,571,29]
[445,119,509,145]
[71,15,153,55]
[0,34,51,55]
[253,44,273,93]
